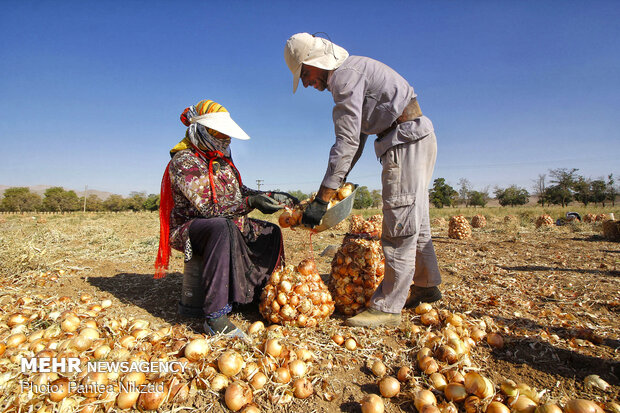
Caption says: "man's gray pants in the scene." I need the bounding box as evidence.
[371,131,441,314]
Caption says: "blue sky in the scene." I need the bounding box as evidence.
[1,1,619,196]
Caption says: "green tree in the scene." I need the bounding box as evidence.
[469,191,488,207]
[353,186,373,209]
[547,168,578,207]
[289,190,308,202]
[83,194,103,211]
[143,194,160,211]
[103,195,126,212]
[532,174,547,207]
[370,189,382,208]
[607,174,618,206]
[429,178,458,208]
[588,179,607,206]
[573,177,592,206]
[494,185,529,206]
[42,187,80,212]
[125,192,147,211]
[0,187,42,212]
[457,178,472,206]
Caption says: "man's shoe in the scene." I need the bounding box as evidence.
[405,286,442,308]
[345,308,401,328]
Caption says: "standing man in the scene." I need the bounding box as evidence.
[284,33,442,327]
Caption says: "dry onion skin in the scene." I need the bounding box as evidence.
[259,260,334,326]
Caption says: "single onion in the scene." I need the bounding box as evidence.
[421,311,440,326]
[429,372,448,391]
[241,404,261,413]
[465,396,481,413]
[487,333,504,348]
[81,372,108,398]
[379,376,400,398]
[297,259,317,275]
[507,396,537,413]
[264,338,282,357]
[219,350,244,377]
[248,321,265,335]
[444,383,468,402]
[6,333,27,348]
[337,183,354,200]
[296,348,314,362]
[210,374,230,392]
[415,389,437,411]
[344,338,358,351]
[185,338,209,361]
[487,402,511,413]
[7,313,28,327]
[122,372,146,386]
[370,360,387,377]
[418,356,439,375]
[565,399,604,413]
[289,360,308,378]
[397,366,411,382]
[273,366,291,384]
[445,370,465,384]
[137,385,167,411]
[535,404,564,413]
[464,372,494,399]
[332,334,345,345]
[361,394,384,413]
[250,372,267,390]
[421,406,442,413]
[293,378,314,399]
[116,390,140,410]
[225,381,252,412]
[417,347,433,361]
[416,303,433,314]
[278,210,292,228]
[471,328,486,342]
[93,344,111,359]
[79,398,98,413]
[49,377,70,402]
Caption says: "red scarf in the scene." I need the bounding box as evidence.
[154,147,242,279]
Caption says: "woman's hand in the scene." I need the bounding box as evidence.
[246,194,283,214]
[268,191,299,206]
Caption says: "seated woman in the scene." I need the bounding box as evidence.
[155,99,297,336]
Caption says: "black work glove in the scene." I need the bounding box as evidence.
[301,198,329,228]
[246,194,283,214]
[268,191,299,206]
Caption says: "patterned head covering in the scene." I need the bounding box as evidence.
[180,100,232,155]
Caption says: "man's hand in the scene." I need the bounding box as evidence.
[301,198,329,228]
[268,191,299,206]
[246,194,283,214]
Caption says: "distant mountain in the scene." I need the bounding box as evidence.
[0,185,115,200]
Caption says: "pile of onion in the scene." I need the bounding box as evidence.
[259,259,335,327]
[330,219,385,315]
[448,215,472,240]
[277,182,355,229]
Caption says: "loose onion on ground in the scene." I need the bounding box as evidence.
[361,394,384,413]
[379,376,400,398]
[225,381,253,412]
